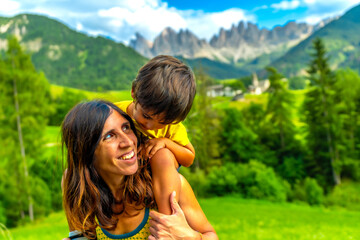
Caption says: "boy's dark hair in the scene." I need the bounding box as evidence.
[132,55,196,124]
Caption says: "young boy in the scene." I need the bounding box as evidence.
[115,55,196,214]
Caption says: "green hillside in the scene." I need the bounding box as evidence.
[267,4,360,77]
[0,14,148,91]
[179,57,251,79]
[178,48,288,80]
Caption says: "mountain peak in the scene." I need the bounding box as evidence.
[161,27,176,37]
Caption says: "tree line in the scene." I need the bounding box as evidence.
[183,38,360,206]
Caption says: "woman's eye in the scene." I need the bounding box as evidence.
[104,133,113,140]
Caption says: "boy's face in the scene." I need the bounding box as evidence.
[132,102,167,131]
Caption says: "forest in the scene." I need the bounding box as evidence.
[0,35,360,236]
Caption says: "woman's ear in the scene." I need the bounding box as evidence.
[131,88,135,99]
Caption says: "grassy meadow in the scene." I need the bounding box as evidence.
[8,196,360,240]
[50,84,132,102]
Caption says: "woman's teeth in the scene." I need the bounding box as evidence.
[119,151,135,160]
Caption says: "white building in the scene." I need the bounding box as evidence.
[206,85,242,97]
[248,73,270,95]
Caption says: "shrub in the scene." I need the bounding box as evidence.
[304,177,323,205]
[291,180,307,202]
[291,177,323,205]
[324,181,360,211]
[341,158,360,181]
[207,163,239,196]
[242,161,287,202]
[206,161,287,202]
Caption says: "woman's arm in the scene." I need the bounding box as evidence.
[149,175,218,240]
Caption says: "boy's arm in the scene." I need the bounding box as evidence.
[145,138,195,167]
[149,178,218,240]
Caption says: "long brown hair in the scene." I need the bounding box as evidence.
[61,100,155,239]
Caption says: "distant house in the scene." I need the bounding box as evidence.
[248,73,270,95]
[206,85,224,97]
[206,84,242,97]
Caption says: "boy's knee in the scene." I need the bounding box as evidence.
[151,148,176,168]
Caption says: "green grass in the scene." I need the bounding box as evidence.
[50,84,132,102]
[228,92,269,110]
[8,197,360,240]
[199,197,360,240]
[9,211,69,240]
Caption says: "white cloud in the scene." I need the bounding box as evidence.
[98,4,187,38]
[302,0,360,12]
[185,8,256,40]
[301,14,328,24]
[300,0,360,24]
[96,4,254,41]
[303,0,360,6]
[271,0,301,10]
[303,0,316,4]
[210,8,251,28]
[2,0,20,14]
[253,5,269,11]
[76,22,83,31]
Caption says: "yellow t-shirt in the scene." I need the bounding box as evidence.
[96,208,150,240]
[115,101,190,146]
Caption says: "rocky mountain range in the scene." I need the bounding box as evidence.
[130,19,333,64]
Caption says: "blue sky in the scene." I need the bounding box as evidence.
[1,0,360,44]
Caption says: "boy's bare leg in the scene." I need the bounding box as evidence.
[150,148,181,214]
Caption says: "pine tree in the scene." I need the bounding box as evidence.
[0,36,51,224]
[219,107,261,163]
[333,69,360,179]
[260,67,306,182]
[303,38,340,187]
[265,67,295,151]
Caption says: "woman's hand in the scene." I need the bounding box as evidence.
[148,191,201,240]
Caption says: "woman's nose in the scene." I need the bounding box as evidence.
[118,134,133,148]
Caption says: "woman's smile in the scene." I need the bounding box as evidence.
[118,150,136,161]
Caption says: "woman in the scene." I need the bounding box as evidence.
[61,100,217,239]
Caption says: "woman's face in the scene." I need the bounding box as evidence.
[94,110,138,181]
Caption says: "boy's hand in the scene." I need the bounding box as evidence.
[145,138,168,159]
